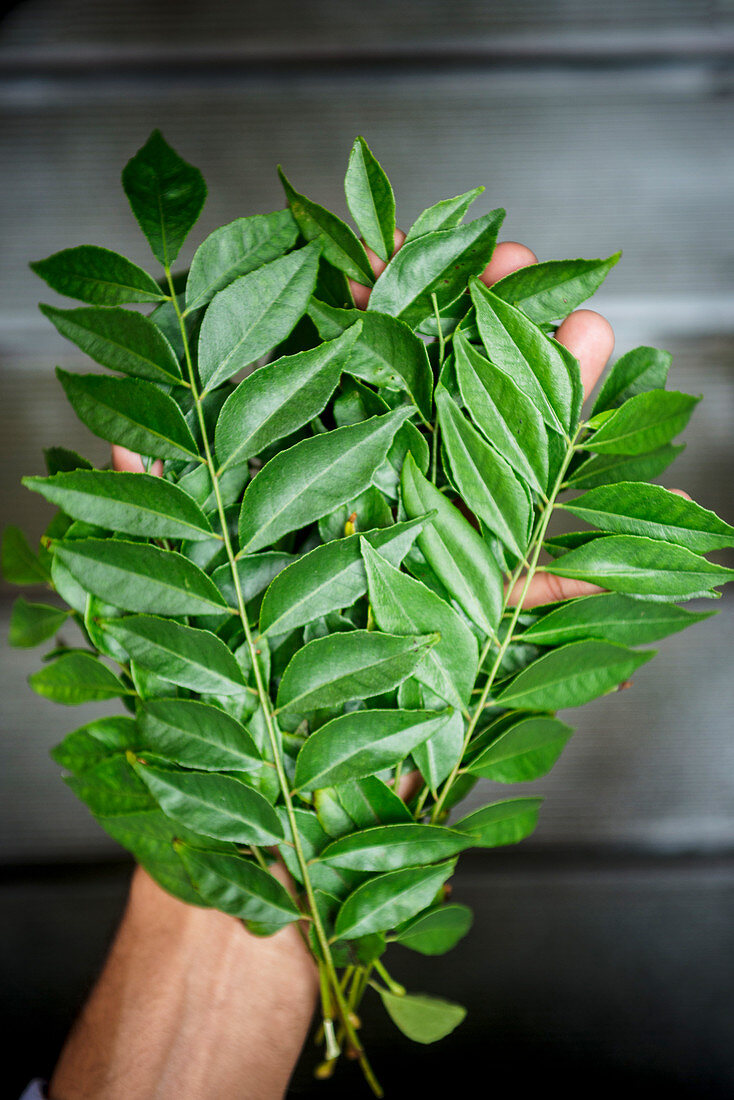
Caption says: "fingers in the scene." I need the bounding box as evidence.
[111,445,163,477]
[480,241,538,287]
[507,571,603,610]
[555,309,615,402]
[349,228,406,309]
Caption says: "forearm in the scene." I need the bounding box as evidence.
[49,868,318,1100]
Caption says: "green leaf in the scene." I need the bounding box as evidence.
[9,597,68,647]
[51,715,137,775]
[294,708,453,791]
[466,715,573,782]
[30,245,166,305]
[40,304,183,386]
[122,130,206,266]
[377,989,466,1044]
[518,592,715,647]
[564,444,684,490]
[177,846,300,928]
[591,346,672,415]
[276,630,439,714]
[393,904,473,956]
[543,535,734,600]
[198,243,321,392]
[214,325,360,472]
[1,526,49,585]
[562,483,734,552]
[67,752,154,816]
[104,616,247,695]
[454,797,543,847]
[344,136,396,263]
[491,253,620,325]
[404,187,484,241]
[369,210,505,326]
[585,390,699,454]
[186,209,298,311]
[258,518,426,637]
[43,447,93,475]
[53,538,230,616]
[56,369,200,461]
[308,300,433,421]
[24,470,214,541]
[361,539,478,708]
[334,860,455,939]
[238,407,413,553]
[401,454,503,636]
[139,698,261,772]
[319,823,468,872]
[337,777,413,829]
[469,278,576,433]
[134,762,284,846]
[278,166,373,285]
[29,651,129,704]
[494,640,655,710]
[436,387,530,559]
[454,333,549,494]
[412,707,464,791]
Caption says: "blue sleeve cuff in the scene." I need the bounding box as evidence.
[19,1081,46,1100]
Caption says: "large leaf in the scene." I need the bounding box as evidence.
[214,324,360,472]
[453,333,549,493]
[469,278,576,433]
[412,706,464,791]
[361,539,478,708]
[53,538,230,616]
[104,616,247,695]
[51,715,138,775]
[30,245,166,305]
[404,188,484,241]
[344,136,396,262]
[377,989,466,1044]
[393,904,473,956]
[334,860,455,939]
[491,253,620,325]
[591,346,672,415]
[134,762,283,846]
[238,407,412,552]
[584,390,699,454]
[139,698,261,772]
[9,597,68,648]
[197,243,321,392]
[562,483,734,552]
[369,210,505,326]
[466,715,573,782]
[278,167,373,285]
[454,797,543,847]
[24,470,214,541]
[544,535,734,600]
[121,130,206,266]
[29,651,129,705]
[186,209,298,311]
[258,518,425,638]
[436,387,530,559]
[319,823,469,872]
[564,444,684,490]
[518,592,714,647]
[177,846,299,927]
[276,630,438,714]
[294,708,453,791]
[56,369,200,460]
[494,639,655,710]
[40,304,183,386]
[401,454,503,636]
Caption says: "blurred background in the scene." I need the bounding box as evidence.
[1,1,733,1096]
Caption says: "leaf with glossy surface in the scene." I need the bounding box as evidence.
[177,846,299,927]
[378,989,466,1044]
[345,136,396,262]
[591,346,672,415]
[214,325,360,472]
[491,253,620,325]
[30,245,166,305]
[29,651,129,704]
[519,592,714,647]
[585,390,699,454]
[565,444,684,490]
[139,698,261,772]
[335,860,455,939]
[239,407,412,552]
[337,777,413,829]
[279,167,373,285]
[51,715,137,775]
[466,716,573,782]
[198,243,321,391]
[319,824,468,872]
[405,188,484,241]
[9,597,68,648]
[454,797,543,847]
[393,904,473,955]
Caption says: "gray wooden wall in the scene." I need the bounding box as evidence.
[1,2,733,1095]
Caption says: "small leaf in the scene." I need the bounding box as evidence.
[335,861,455,939]
[454,797,543,847]
[278,166,373,285]
[56,369,200,461]
[9,597,68,648]
[319,823,468,872]
[466,716,573,782]
[294,708,453,791]
[518,592,715,647]
[139,698,261,772]
[51,715,137,775]
[564,444,684,490]
[337,777,413,829]
[344,136,396,262]
[1,526,49,585]
[40,304,183,386]
[378,989,466,1044]
[24,470,214,541]
[198,243,321,392]
[178,846,299,927]
[238,407,412,553]
[122,130,206,266]
[585,390,699,454]
[29,651,129,704]
[412,706,464,791]
[591,346,672,415]
[393,904,473,956]
[44,447,93,475]
[186,209,298,311]
[491,253,620,325]
[30,245,166,305]
[404,187,484,241]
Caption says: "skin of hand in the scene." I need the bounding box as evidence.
[58,233,621,1100]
